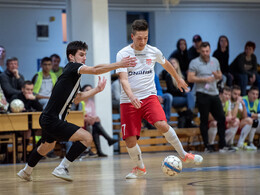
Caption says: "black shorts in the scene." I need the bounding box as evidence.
[39,114,80,143]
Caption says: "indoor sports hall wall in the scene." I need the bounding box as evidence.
[0,5,67,80]
[108,3,260,75]
[0,2,260,80]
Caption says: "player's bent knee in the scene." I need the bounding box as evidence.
[37,142,56,156]
[246,117,253,125]
[125,136,137,148]
[70,128,92,143]
[154,120,168,133]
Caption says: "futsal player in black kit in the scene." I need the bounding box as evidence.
[17,41,136,181]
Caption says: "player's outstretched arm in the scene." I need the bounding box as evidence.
[74,76,107,104]
[119,72,141,109]
[161,60,188,92]
[79,56,136,75]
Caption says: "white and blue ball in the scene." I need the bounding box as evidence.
[161,155,182,176]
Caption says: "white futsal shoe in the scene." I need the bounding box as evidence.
[180,153,203,165]
[17,169,32,181]
[126,166,147,179]
[52,167,73,181]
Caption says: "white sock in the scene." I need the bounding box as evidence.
[126,144,145,169]
[237,124,251,147]
[248,128,256,143]
[58,157,72,169]
[225,127,238,145]
[208,127,217,145]
[23,164,33,175]
[163,126,187,159]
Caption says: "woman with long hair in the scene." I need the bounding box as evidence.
[213,35,233,87]
[168,39,189,80]
[165,58,196,127]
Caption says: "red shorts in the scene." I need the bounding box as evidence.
[120,95,167,140]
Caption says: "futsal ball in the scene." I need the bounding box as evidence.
[161,155,182,176]
[10,99,24,113]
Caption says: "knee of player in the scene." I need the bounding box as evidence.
[154,120,168,131]
[82,132,92,145]
[37,143,55,155]
[211,121,217,127]
[246,117,253,125]
[125,136,137,148]
[235,118,240,125]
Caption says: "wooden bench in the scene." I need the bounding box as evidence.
[119,128,202,153]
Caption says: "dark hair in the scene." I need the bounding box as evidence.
[66,41,88,61]
[223,86,231,92]
[192,34,202,42]
[0,45,5,49]
[50,54,61,60]
[6,57,18,66]
[217,35,229,53]
[131,19,148,35]
[41,57,52,65]
[81,84,92,91]
[245,41,256,51]
[200,42,211,48]
[232,85,241,91]
[249,86,259,92]
[22,80,33,88]
[176,38,187,51]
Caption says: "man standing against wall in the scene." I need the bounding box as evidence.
[188,42,227,152]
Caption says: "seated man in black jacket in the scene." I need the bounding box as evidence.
[0,57,25,103]
[12,80,43,112]
[11,80,43,161]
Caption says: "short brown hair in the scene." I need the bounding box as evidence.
[249,86,259,92]
[200,42,210,48]
[131,19,148,35]
[6,57,18,66]
[232,85,241,91]
[223,86,231,92]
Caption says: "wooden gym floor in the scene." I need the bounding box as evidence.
[0,151,260,195]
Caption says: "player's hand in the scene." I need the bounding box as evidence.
[25,93,36,100]
[249,74,256,84]
[251,113,258,120]
[158,96,164,104]
[226,116,232,122]
[176,78,188,92]
[119,56,137,68]
[12,69,20,79]
[129,95,141,109]
[237,96,243,103]
[212,71,219,79]
[96,76,107,92]
[205,76,215,83]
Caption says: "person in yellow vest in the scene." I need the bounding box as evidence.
[32,57,57,109]
[230,85,253,150]
[208,86,239,152]
[50,54,63,78]
[237,86,260,150]
[32,57,59,159]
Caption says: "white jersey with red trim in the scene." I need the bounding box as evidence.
[116,44,166,103]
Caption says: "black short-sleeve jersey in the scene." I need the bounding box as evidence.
[42,62,84,120]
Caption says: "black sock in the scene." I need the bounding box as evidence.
[66,141,87,162]
[27,147,43,167]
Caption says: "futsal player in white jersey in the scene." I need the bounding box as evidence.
[116,19,203,179]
